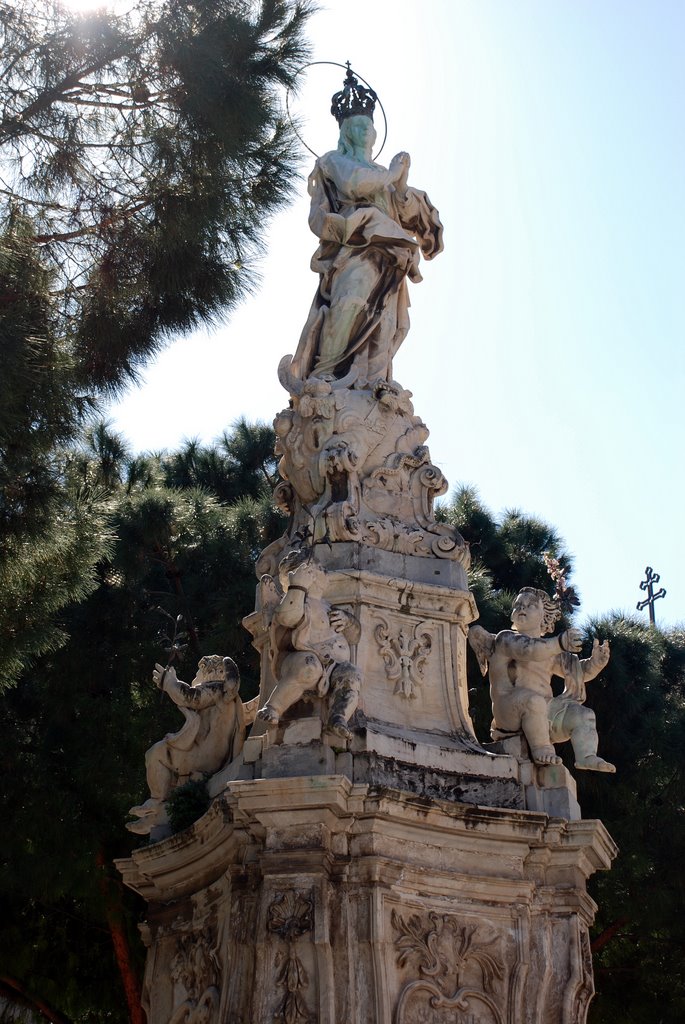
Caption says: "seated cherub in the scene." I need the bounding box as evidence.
[257,559,361,739]
[127,655,247,835]
[469,587,615,772]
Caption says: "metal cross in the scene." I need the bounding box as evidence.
[637,566,667,626]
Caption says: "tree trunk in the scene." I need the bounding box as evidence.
[591,917,629,954]
[96,850,145,1024]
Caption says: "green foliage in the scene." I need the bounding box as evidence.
[0,226,79,539]
[0,420,285,1020]
[577,618,685,1024]
[166,777,211,835]
[441,484,573,605]
[0,0,311,392]
[0,0,310,691]
[442,487,685,1022]
[0,491,112,689]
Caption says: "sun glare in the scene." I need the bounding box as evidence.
[58,0,130,12]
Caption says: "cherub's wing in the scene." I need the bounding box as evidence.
[468,625,496,676]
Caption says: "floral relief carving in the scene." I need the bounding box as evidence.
[374,617,432,699]
[391,909,504,1024]
[168,926,220,1024]
[267,890,314,1024]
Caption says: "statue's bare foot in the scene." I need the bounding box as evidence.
[126,817,154,835]
[326,715,351,741]
[531,746,562,766]
[128,798,158,818]
[575,755,616,773]
[257,704,279,727]
[126,799,164,835]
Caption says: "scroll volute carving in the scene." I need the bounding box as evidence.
[391,909,505,1024]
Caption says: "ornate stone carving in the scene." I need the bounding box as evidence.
[267,890,314,1024]
[571,926,595,1022]
[168,927,220,1024]
[118,69,615,1024]
[392,909,504,1024]
[469,587,615,774]
[127,656,251,837]
[256,558,361,738]
[373,615,432,699]
[272,370,469,569]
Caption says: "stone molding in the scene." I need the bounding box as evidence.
[117,777,616,1023]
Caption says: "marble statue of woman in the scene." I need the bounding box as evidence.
[290,69,443,386]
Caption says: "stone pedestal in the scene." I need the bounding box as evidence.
[119,512,615,1023]
[117,775,616,1024]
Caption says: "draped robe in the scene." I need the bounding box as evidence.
[291,150,443,384]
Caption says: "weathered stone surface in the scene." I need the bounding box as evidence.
[126,656,252,840]
[246,565,478,747]
[120,69,617,1024]
[117,777,616,1024]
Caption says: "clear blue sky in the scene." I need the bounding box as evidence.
[109,0,685,628]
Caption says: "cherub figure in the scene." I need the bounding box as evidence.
[127,655,248,835]
[469,587,615,772]
[257,559,361,739]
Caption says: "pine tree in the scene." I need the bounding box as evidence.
[0,421,284,1022]
[443,486,685,1023]
[579,619,685,1024]
[0,227,111,688]
[0,0,311,686]
[0,0,311,389]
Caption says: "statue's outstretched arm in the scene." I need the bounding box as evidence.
[497,632,563,662]
[580,638,611,682]
[153,664,221,710]
[506,626,583,663]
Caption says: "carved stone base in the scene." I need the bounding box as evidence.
[117,776,616,1024]
[244,559,477,743]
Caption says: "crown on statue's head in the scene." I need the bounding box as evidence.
[331,63,377,124]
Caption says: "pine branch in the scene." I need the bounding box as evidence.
[0,44,136,141]
[31,197,154,243]
[0,976,74,1024]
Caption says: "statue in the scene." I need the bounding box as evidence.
[289,67,443,386]
[257,558,361,739]
[469,587,615,772]
[127,655,249,835]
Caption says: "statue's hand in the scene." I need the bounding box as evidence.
[329,608,347,633]
[390,151,411,191]
[289,561,315,590]
[589,638,610,670]
[153,662,175,690]
[560,628,582,654]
